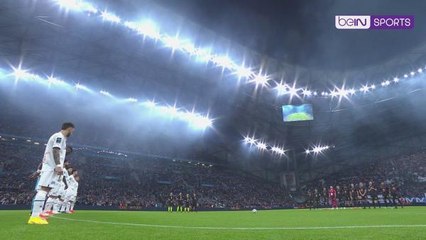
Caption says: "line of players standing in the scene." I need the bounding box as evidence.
[306,181,404,209]
[166,192,198,212]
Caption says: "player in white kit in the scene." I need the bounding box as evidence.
[63,170,79,213]
[28,122,75,225]
[42,164,73,216]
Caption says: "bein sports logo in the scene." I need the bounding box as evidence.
[335,15,414,30]
[335,15,370,29]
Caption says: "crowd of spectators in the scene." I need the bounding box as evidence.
[1,135,424,209]
[303,151,426,207]
[0,136,293,209]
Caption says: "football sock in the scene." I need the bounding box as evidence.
[44,197,55,212]
[31,190,47,217]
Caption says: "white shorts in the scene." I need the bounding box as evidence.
[65,192,75,202]
[37,170,60,189]
[69,195,76,202]
[58,186,66,199]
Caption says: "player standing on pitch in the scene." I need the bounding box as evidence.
[328,186,337,209]
[28,122,75,225]
[191,193,198,212]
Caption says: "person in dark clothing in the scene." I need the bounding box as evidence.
[368,181,379,208]
[391,185,404,208]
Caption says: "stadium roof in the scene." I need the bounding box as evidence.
[0,0,425,178]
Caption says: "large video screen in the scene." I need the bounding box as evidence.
[282,104,314,122]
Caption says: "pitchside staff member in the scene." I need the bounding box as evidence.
[306,189,313,210]
[321,187,328,207]
[313,189,320,209]
[166,192,174,212]
[381,182,389,207]
[357,182,367,209]
[344,185,351,207]
[185,194,191,212]
[337,186,345,208]
[391,185,404,208]
[349,184,357,207]
[177,192,184,212]
[368,181,379,208]
[191,193,198,212]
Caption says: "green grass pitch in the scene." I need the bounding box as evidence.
[2,207,425,240]
[285,112,313,121]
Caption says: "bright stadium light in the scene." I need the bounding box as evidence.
[243,136,286,156]
[287,82,300,99]
[46,1,426,100]
[162,35,182,50]
[82,2,98,13]
[333,86,349,98]
[212,55,235,69]
[74,83,83,89]
[252,74,269,86]
[360,85,370,93]
[12,67,29,79]
[234,66,253,78]
[3,66,214,129]
[380,80,391,87]
[193,48,212,62]
[288,86,299,96]
[312,146,321,153]
[124,20,161,39]
[181,42,197,55]
[302,89,312,97]
[75,83,92,92]
[244,136,256,145]
[370,84,376,89]
[275,83,288,95]
[11,67,42,83]
[142,100,156,108]
[168,106,179,115]
[54,0,98,13]
[184,111,212,129]
[393,77,399,83]
[99,90,112,97]
[47,76,66,86]
[190,116,212,129]
[306,144,332,155]
[126,97,138,103]
[271,146,285,155]
[256,142,267,150]
[158,105,179,116]
[100,10,121,23]
[54,0,80,10]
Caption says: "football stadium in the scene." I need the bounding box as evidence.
[0,0,425,239]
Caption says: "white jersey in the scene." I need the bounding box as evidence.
[41,132,67,171]
[67,175,79,196]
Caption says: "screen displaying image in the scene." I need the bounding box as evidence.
[282,104,314,122]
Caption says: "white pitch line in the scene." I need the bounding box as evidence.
[51,216,426,231]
